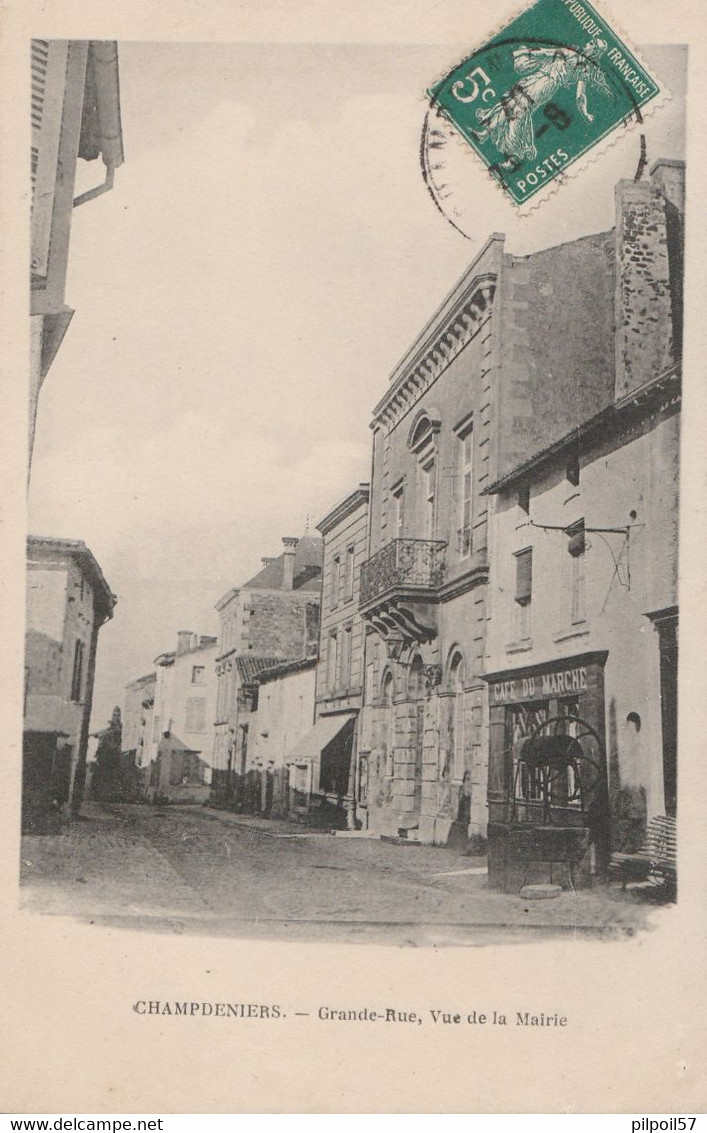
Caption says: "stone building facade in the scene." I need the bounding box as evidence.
[210,534,322,806]
[23,536,116,831]
[357,162,678,847]
[140,631,219,804]
[268,486,372,826]
[482,160,683,889]
[312,485,370,827]
[242,657,318,816]
[121,670,156,797]
[30,40,123,472]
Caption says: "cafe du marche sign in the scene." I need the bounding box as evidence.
[490,666,588,705]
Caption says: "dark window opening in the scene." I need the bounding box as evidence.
[514,548,532,606]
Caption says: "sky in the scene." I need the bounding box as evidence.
[27,42,686,730]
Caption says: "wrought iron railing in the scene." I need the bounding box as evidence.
[359,538,447,606]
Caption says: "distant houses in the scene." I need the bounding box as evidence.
[211,533,322,808]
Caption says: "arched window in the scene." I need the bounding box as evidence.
[383,672,395,778]
[408,408,440,452]
[449,652,465,781]
[408,410,440,541]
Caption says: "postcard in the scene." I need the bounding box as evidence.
[1,0,705,1116]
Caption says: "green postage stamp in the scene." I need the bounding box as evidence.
[427,0,663,207]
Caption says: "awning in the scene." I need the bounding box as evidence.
[285,713,355,765]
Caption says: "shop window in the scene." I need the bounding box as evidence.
[506,702,549,807]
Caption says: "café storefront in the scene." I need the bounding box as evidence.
[484,652,610,893]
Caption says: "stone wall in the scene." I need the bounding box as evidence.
[495,230,615,479]
[245,591,320,659]
[615,168,683,399]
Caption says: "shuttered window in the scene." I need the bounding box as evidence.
[340,625,353,689]
[326,632,338,691]
[458,424,473,557]
[31,40,49,195]
[567,521,587,624]
[70,638,84,701]
[185,697,206,733]
[31,40,69,278]
[345,545,355,600]
[392,483,405,537]
[515,548,533,606]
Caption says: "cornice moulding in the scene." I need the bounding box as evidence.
[372,276,496,435]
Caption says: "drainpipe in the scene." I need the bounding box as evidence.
[71,617,101,816]
[73,161,115,208]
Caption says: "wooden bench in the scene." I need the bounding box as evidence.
[608,815,677,897]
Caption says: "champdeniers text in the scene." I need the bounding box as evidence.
[132,1001,282,1018]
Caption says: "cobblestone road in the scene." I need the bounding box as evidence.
[19,802,655,944]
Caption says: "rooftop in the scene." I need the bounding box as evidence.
[242,534,323,591]
[316,484,370,536]
[483,364,681,495]
[235,655,285,686]
[27,535,116,622]
[256,656,318,684]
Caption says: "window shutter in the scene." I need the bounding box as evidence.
[515,549,533,605]
[31,40,69,279]
[567,521,586,557]
[186,697,206,732]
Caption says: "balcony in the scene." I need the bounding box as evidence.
[359,538,446,648]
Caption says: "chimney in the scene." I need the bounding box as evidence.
[261,556,276,568]
[282,537,298,590]
[614,169,678,400]
[176,630,194,656]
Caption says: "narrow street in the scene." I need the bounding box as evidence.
[20,802,652,945]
